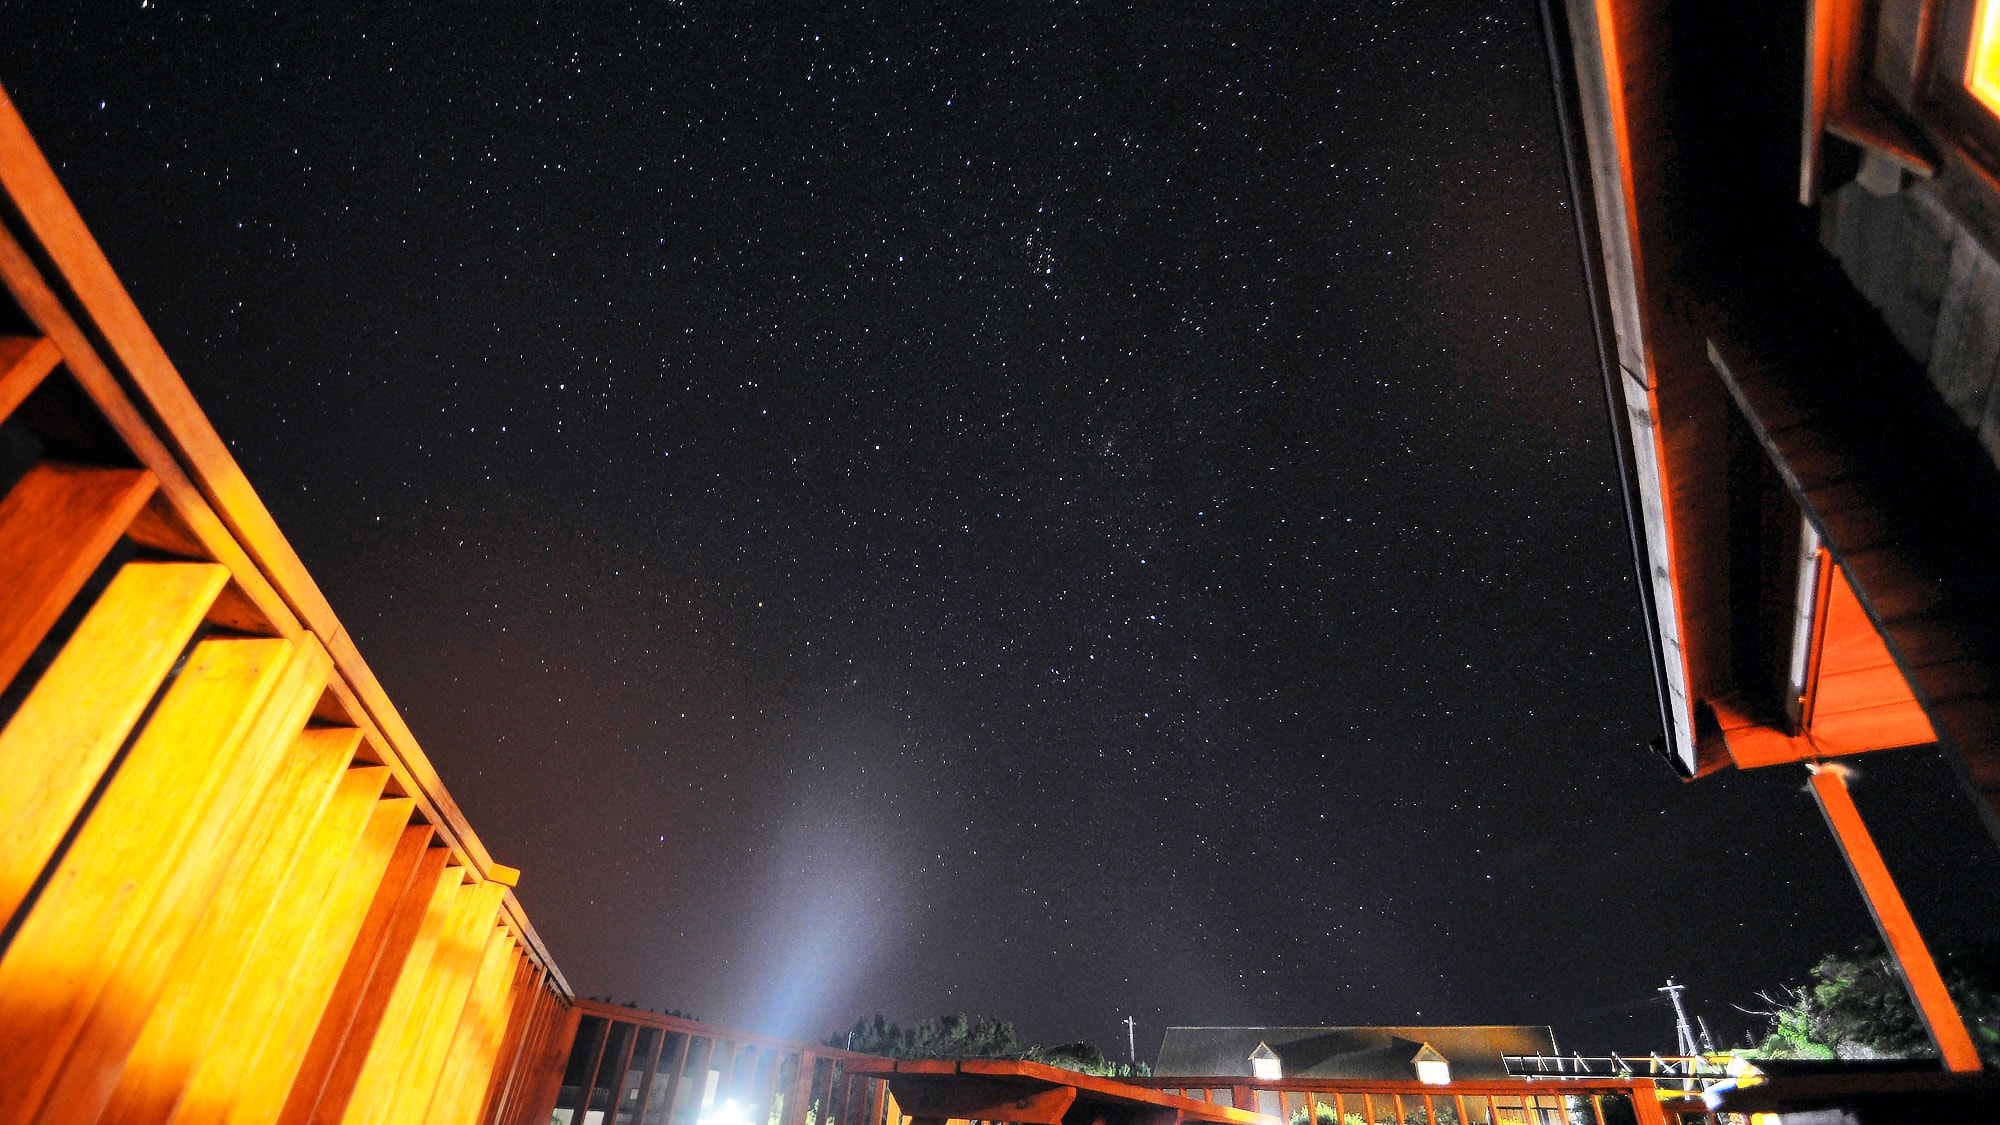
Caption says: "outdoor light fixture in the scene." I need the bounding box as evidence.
[1412,1044,1451,1086]
[1248,1042,1281,1081]
[1972,0,2000,117]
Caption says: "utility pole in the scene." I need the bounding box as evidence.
[1658,979,1697,1057]
[1124,1015,1137,1064]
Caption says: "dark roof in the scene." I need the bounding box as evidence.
[1154,1026,1556,1083]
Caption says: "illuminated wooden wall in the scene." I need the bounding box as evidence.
[0,86,572,1125]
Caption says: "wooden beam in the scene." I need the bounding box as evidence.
[0,333,58,422]
[0,461,157,693]
[1808,763,1983,1071]
[0,560,227,933]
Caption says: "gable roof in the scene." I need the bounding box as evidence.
[1154,1026,1556,1083]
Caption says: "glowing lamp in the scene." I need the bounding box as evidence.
[1412,1044,1450,1086]
[1973,0,2000,117]
[1249,1042,1282,1081]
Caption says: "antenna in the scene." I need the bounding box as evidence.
[1658,979,1698,1057]
[1124,1015,1138,1063]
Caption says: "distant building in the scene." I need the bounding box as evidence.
[1153,1026,1557,1086]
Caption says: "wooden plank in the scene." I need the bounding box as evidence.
[486,960,553,1125]
[191,794,412,1125]
[276,837,449,1125]
[0,634,301,1123]
[0,461,157,692]
[35,635,332,1125]
[1809,764,1983,1071]
[378,880,510,1125]
[1812,700,1939,753]
[0,333,58,422]
[95,727,363,1125]
[1817,663,1930,714]
[318,853,461,1125]
[426,937,526,1125]
[0,560,227,933]
[474,961,546,1125]
[506,1002,579,1125]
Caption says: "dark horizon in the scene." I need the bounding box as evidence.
[7,0,2000,1058]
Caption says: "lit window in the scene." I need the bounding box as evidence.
[1968,0,2000,117]
[1248,1042,1282,1081]
[1412,1044,1451,1086]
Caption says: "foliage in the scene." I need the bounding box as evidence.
[826,1015,1148,1077]
[1750,940,2000,1065]
[831,1013,1023,1059]
[1024,1042,1150,1078]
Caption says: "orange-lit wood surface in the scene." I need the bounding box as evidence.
[1714,554,1939,769]
[0,80,568,1125]
[1810,764,1983,1071]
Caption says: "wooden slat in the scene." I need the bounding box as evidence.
[476,959,546,1125]
[35,636,332,1125]
[378,881,510,1125]
[187,792,410,1125]
[427,939,524,1125]
[0,333,58,421]
[276,834,448,1125]
[421,929,519,1125]
[495,978,566,1125]
[97,727,363,1125]
[331,863,465,1125]
[0,635,298,1122]
[0,461,157,692]
[0,560,227,933]
[509,1003,580,1125]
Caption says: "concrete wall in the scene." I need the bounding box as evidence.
[1822,174,2000,463]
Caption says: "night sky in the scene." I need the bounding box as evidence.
[8,0,2000,1059]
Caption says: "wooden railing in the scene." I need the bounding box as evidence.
[548,1003,893,1125]
[1129,1077,1707,1125]
[0,82,569,1125]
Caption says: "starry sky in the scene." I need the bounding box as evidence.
[7,0,2000,1059]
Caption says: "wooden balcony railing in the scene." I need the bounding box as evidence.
[1129,1077,1706,1125]
[548,1003,894,1125]
[0,81,571,1125]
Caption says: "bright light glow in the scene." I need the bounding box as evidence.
[698,1098,746,1125]
[1969,0,2000,117]
[1414,1059,1451,1086]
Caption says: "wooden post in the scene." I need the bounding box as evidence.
[1807,762,1983,1071]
